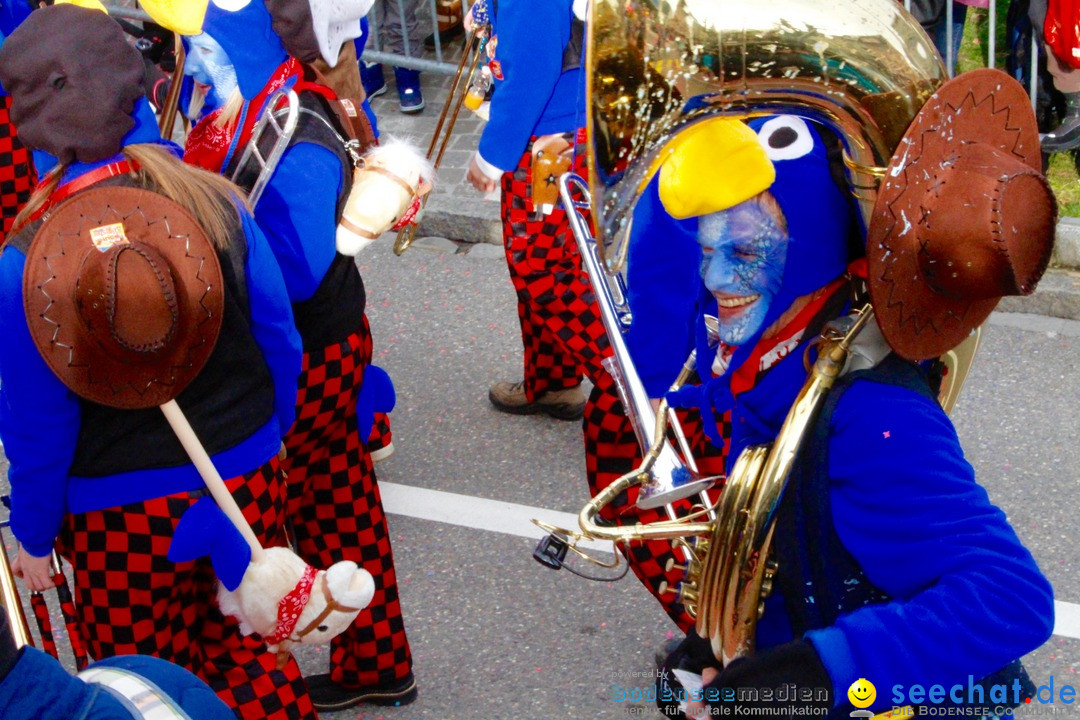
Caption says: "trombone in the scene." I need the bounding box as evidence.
[392,26,487,255]
[1,501,89,668]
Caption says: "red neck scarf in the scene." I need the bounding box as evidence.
[184,59,336,174]
[264,563,317,646]
[723,277,848,397]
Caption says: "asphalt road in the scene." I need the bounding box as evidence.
[2,238,1079,719]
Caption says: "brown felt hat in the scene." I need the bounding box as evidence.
[23,186,225,409]
[866,68,1057,361]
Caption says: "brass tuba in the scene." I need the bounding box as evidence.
[563,0,961,665]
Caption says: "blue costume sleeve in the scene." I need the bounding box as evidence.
[0,249,80,558]
[239,210,303,437]
[0,0,31,38]
[477,0,571,171]
[254,142,342,303]
[806,381,1054,709]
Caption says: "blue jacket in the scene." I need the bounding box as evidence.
[731,332,1054,712]
[0,203,299,557]
[0,107,301,556]
[477,0,584,172]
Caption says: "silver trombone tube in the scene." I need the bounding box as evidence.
[559,172,718,509]
[232,88,300,208]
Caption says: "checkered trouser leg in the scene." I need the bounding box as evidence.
[368,411,392,452]
[500,138,611,402]
[0,97,34,239]
[282,318,413,689]
[59,458,318,720]
[583,371,730,632]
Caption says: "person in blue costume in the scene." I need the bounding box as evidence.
[467,0,611,421]
[0,4,313,718]
[0,606,235,720]
[649,93,1057,719]
[581,174,730,632]
[139,0,415,710]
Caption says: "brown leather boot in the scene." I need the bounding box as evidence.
[488,381,586,420]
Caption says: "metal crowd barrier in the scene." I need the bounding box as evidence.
[364,0,467,76]
[901,0,1038,108]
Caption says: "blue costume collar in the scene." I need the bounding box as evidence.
[56,97,181,185]
[201,1,289,100]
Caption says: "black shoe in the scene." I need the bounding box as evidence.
[306,672,417,711]
[1041,91,1080,154]
[1042,116,1080,153]
[423,22,464,49]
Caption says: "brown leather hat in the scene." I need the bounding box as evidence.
[866,68,1057,361]
[23,186,225,409]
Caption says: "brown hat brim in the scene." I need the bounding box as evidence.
[23,186,225,409]
[866,68,1045,361]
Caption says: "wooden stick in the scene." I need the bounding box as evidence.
[157,38,187,140]
[159,400,266,563]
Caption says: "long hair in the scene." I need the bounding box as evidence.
[12,144,248,251]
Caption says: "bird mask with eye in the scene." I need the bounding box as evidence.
[659,115,855,349]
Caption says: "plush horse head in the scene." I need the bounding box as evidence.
[336,136,435,255]
[217,546,375,668]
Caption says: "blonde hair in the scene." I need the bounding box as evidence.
[214,88,244,130]
[12,144,248,251]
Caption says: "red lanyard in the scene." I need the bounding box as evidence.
[29,159,139,222]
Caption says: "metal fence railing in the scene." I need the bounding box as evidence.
[901,0,1040,109]
[364,0,468,76]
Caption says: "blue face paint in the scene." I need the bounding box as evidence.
[697,194,789,346]
[184,33,237,111]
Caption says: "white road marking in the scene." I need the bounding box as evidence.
[380,481,1080,642]
[380,480,614,555]
[1054,602,1080,642]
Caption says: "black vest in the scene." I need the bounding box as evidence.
[772,354,1034,718]
[7,175,275,477]
[228,89,366,352]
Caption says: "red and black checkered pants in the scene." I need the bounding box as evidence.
[583,370,730,632]
[59,457,317,720]
[500,136,611,401]
[0,96,34,240]
[282,315,412,689]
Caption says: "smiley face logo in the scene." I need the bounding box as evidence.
[848,678,876,709]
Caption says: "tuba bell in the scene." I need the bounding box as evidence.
[559,0,961,665]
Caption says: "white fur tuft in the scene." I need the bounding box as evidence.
[364,136,436,189]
